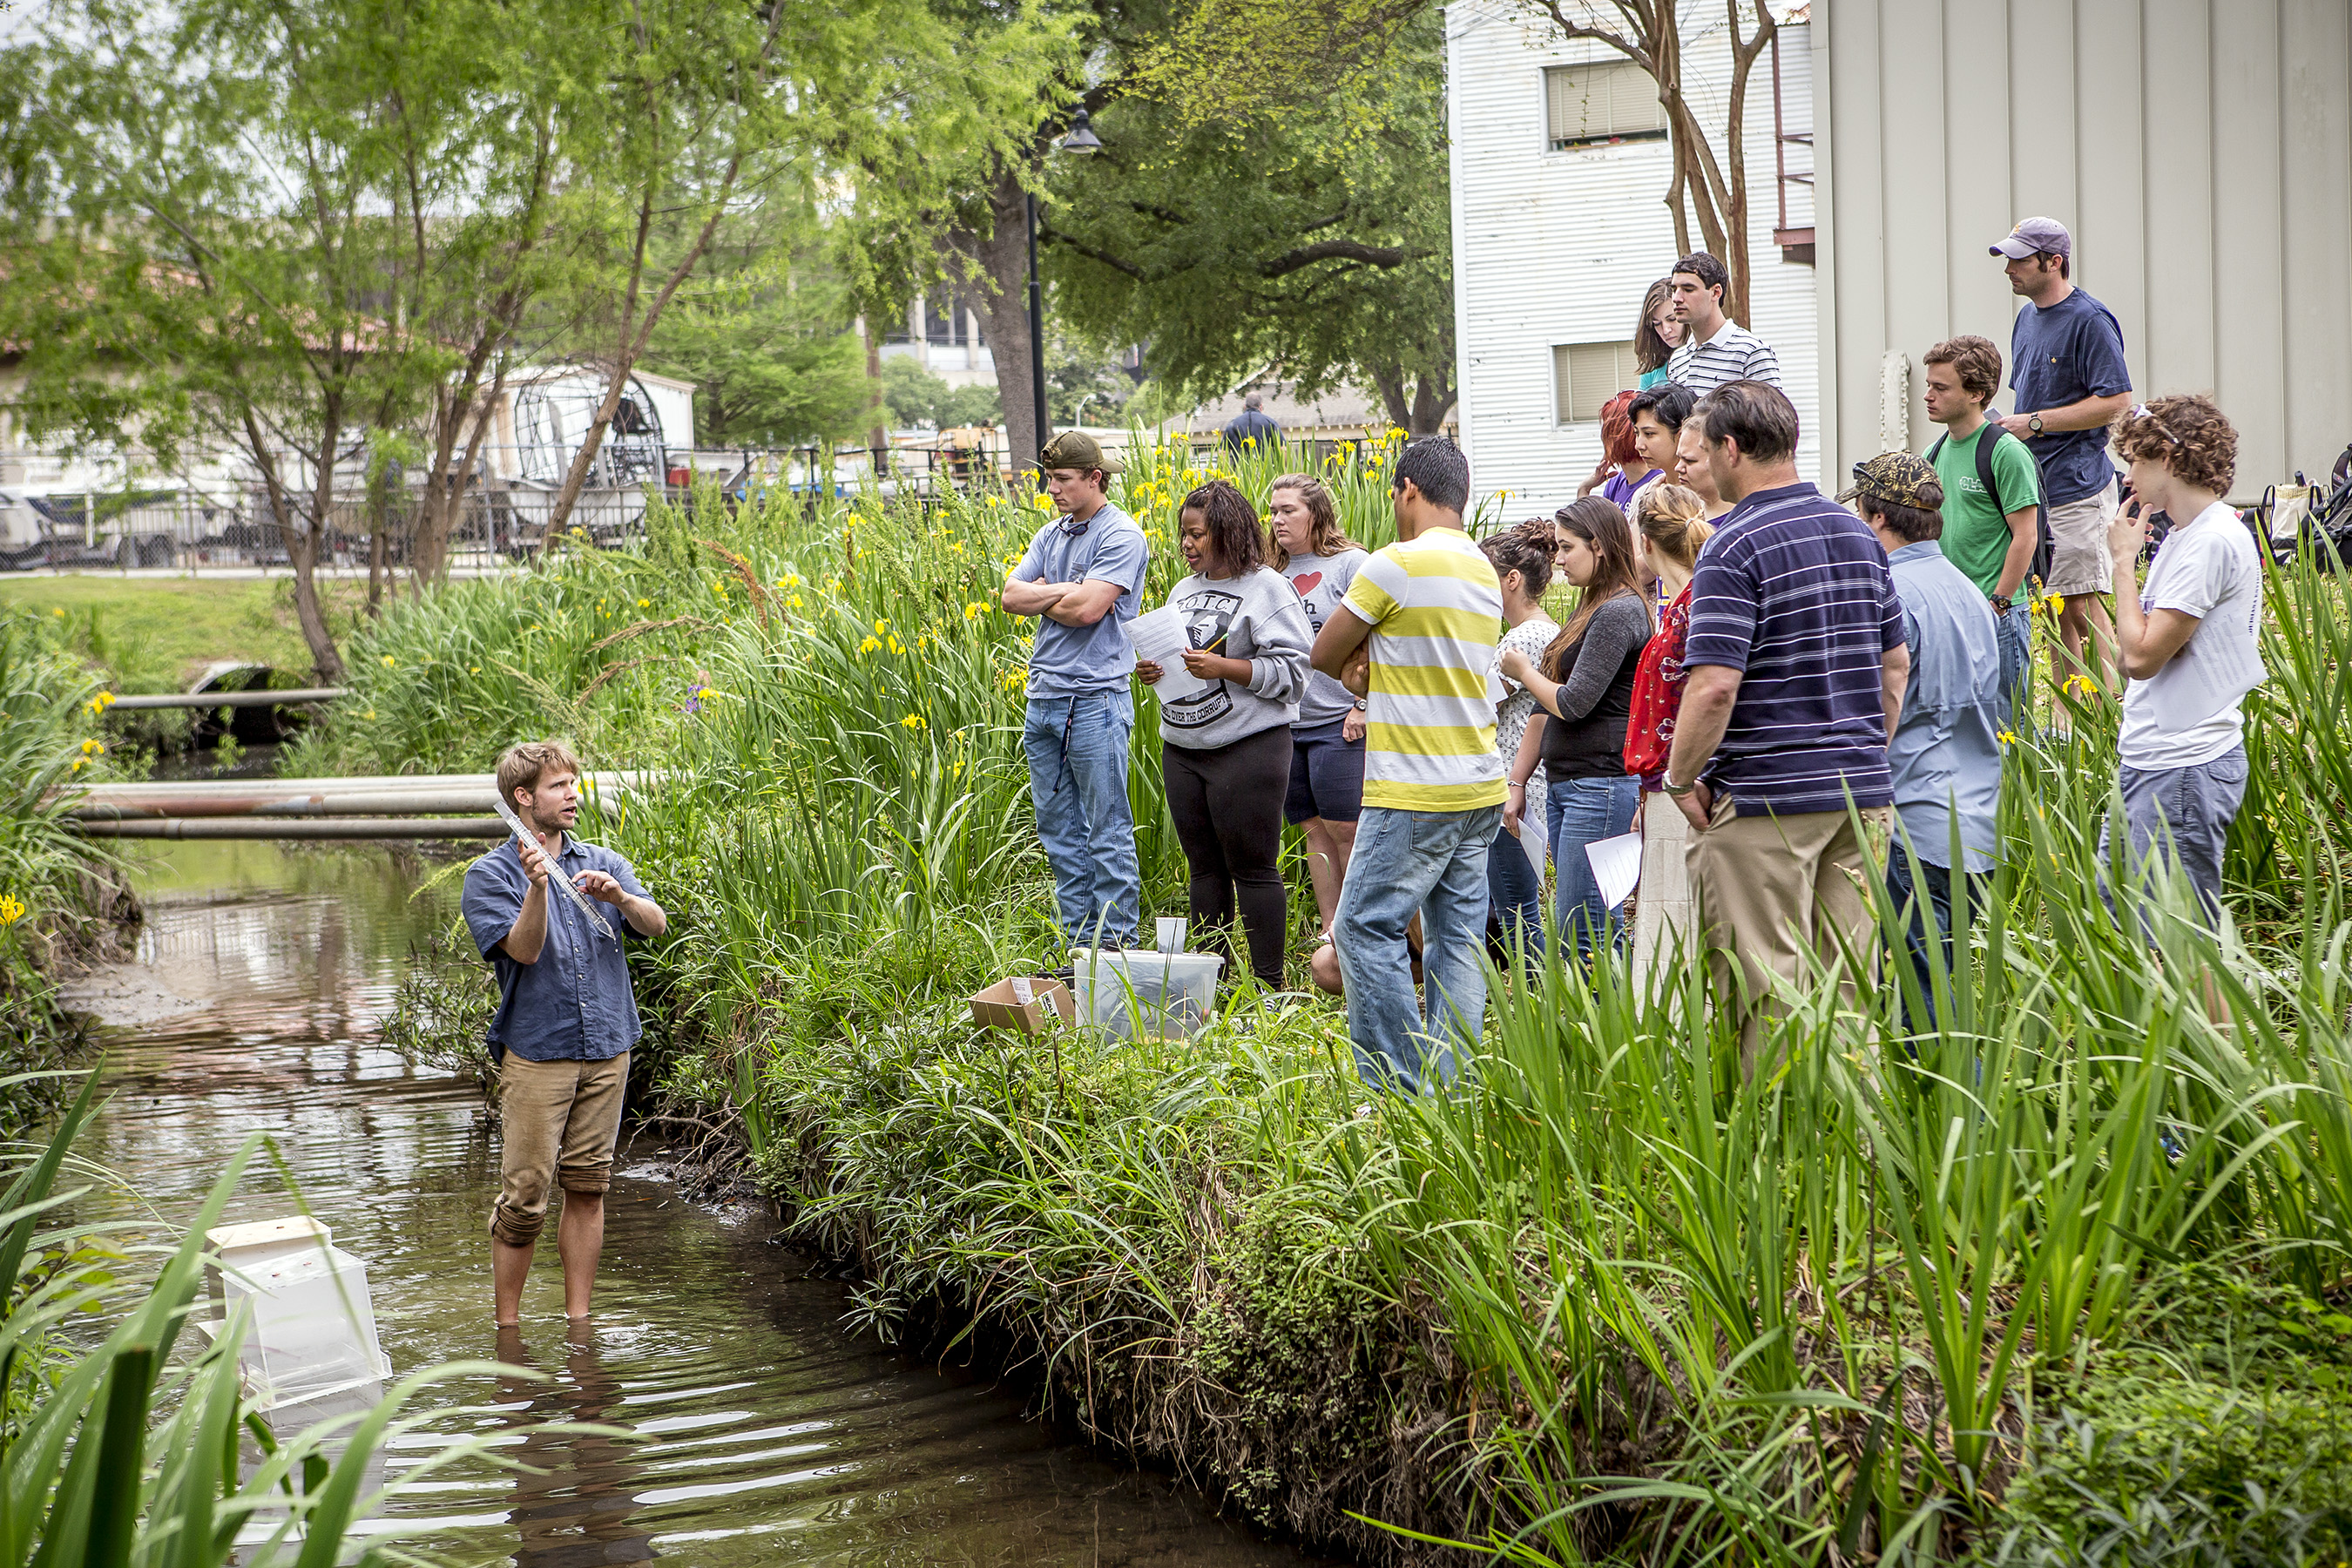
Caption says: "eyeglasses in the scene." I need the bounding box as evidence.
[2128,403,2183,446]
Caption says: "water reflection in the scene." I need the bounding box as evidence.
[70,842,1329,1567]
[497,1323,656,1567]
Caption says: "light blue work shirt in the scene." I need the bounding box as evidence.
[1885,540,2004,872]
[461,835,647,1063]
[1011,502,1149,700]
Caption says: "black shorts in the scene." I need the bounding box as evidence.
[1284,718,1366,825]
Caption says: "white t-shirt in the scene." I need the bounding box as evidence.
[2118,501,2266,770]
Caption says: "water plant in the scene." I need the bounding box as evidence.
[328,440,2352,1561]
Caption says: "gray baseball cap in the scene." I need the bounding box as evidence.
[1990,216,2072,260]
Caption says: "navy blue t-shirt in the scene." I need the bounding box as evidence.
[1683,483,1906,817]
[2008,287,2132,505]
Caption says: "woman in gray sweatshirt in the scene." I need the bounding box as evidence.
[1135,479,1314,987]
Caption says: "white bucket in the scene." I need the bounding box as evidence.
[1070,946,1223,1038]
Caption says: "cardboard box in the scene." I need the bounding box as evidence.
[967,977,1074,1034]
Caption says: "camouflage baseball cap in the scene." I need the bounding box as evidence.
[1037,429,1125,475]
[1837,451,1941,510]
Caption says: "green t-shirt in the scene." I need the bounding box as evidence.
[1930,423,2043,596]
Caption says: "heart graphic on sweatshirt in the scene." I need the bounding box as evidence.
[1292,572,1323,598]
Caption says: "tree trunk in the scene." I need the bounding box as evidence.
[1409,373,1454,436]
[237,409,345,683]
[366,473,389,617]
[410,361,510,590]
[862,317,888,462]
[956,165,1042,476]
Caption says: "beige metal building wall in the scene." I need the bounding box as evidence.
[1811,0,2352,497]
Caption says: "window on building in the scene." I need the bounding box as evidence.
[1552,341,1641,425]
[1544,61,1667,150]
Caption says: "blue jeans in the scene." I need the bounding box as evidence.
[1882,841,1985,1028]
[1996,601,2033,729]
[1335,803,1503,1094]
[1487,814,1545,967]
[1547,775,1640,960]
[1023,691,1141,947]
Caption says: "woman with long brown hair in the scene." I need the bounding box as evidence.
[1622,483,1715,982]
[1498,497,1652,960]
[1633,277,1684,389]
[1265,471,1369,956]
[1483,521,1561,965]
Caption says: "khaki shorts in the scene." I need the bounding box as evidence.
[2043,477,2118,597]
[492,1052,628,1247]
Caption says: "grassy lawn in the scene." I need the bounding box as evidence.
[0,575,371,689]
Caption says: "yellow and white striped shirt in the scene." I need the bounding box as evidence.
[1342,529,1504,811]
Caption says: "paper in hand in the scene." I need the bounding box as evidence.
[1583,831,1643,911]
[1514,808,1547,883]
[1126,606,1212,704]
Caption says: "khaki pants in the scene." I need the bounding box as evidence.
[493,1052,628,1247]
[1631,792,1693,993]
[1686,797,1888,1077]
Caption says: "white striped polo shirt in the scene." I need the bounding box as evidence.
[1341,529,1505,812]
[1666,321,1784,395]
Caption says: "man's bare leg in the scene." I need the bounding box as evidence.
[558,1191,606,1320]
[493,1238,534,1327]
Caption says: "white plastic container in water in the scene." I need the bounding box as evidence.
[1071,946,1224,1038]
[202,1216,391,1413]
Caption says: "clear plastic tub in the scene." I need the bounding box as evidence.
[1070,946,1225,1038]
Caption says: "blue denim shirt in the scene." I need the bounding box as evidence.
[461,835,647,1063]
[1885,541,2004,872]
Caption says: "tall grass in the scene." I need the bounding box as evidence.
[339,449,2352,1560]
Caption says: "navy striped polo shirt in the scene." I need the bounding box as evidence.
[1683,483,1905,817]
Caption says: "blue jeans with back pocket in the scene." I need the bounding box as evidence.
[1024,691,1140,949]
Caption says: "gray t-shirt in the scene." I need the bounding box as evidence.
[1154,565,1314,749]
[1281,548,1369,727]
[1012,502,1150,700]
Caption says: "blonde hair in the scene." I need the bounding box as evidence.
[1632,483,1714,571]
[496,740,584,808]
[1267,472,1361,569]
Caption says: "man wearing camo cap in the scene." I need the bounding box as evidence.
[999,430,1149,956]
[1842,452,2003,1024]
[1990,216,2135,696]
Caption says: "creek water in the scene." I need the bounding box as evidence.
[64,839,1330,1566]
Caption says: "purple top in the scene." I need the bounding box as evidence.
[1600,469,1663,510]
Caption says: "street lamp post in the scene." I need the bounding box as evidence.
[1024,109,1102,472]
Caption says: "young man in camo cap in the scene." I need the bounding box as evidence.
[998,431,1150,956]
[1841,453,2003,1023]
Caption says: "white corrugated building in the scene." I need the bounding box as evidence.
[1451,1,2352,504]
[1812,0,2352,494]
[1446,1,1819,516]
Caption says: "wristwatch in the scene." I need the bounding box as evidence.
[1990,594,2014,614]
[2026,413,2044,436]
[1662,771,1699,798]
[1351,698,1367,712]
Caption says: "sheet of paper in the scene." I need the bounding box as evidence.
[1513,810,1548,882]
[1584,831,1643,911]
[1125,606,1210,704]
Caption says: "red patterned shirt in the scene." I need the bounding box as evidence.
[1623,584,1693,789]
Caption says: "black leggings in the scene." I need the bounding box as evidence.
[1163,726,1294,987]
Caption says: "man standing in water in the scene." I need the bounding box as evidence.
[463,740,668,1325]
